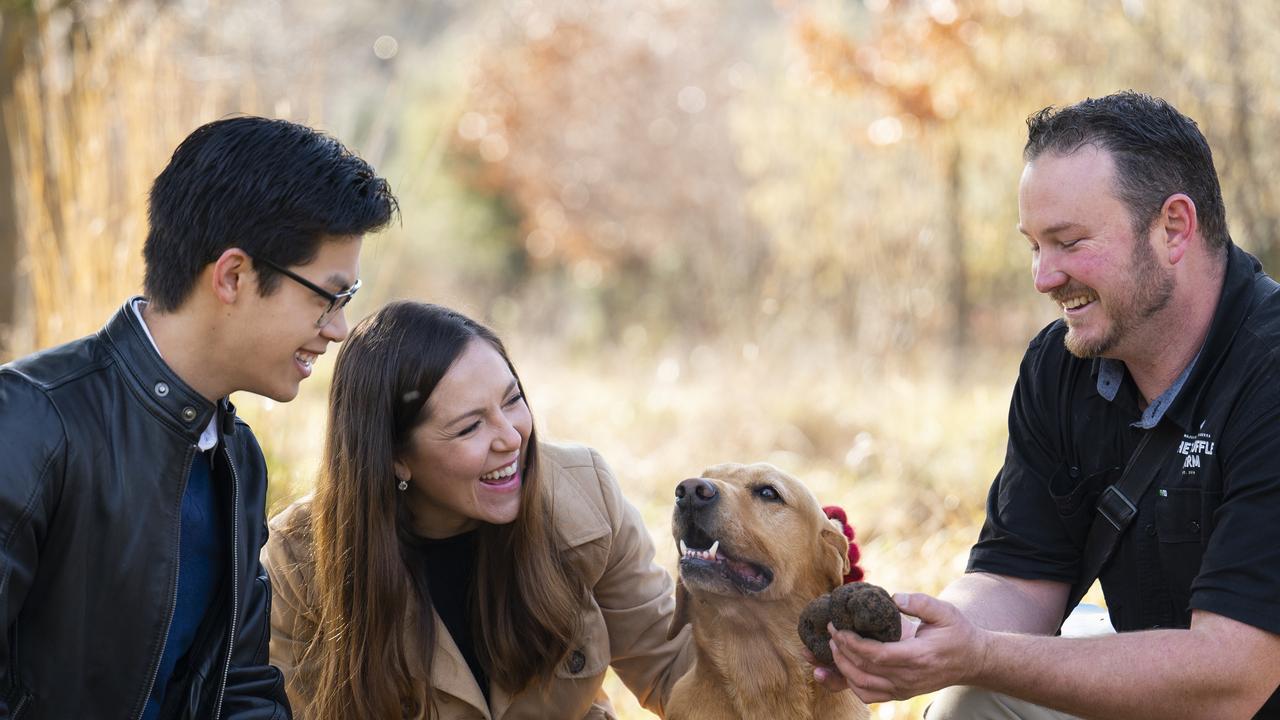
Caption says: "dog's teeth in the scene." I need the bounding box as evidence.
[680,539,688,556]
[709,540,719,561]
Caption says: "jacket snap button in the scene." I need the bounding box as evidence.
[1189,520,1200,533]
[181,406,197,422]
[567,649,586,674]
[154,382,169,397]
[1144,523,1156,536]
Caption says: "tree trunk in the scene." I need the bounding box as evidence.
[944,135,968,368]
[1224,0,1275,267]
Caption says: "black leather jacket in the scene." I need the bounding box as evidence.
[0,300,290,719]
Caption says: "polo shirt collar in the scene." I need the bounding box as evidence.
[1096,352,1198,429]
[1092,242,1263,433]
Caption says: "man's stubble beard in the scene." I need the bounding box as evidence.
[1063,234,1174,359]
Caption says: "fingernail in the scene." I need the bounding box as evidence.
[893,592,907,606]
[815,667,829,682]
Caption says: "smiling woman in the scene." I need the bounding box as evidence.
[261,301,694,720]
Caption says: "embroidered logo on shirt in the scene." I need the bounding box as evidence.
[1177,423,1215,472]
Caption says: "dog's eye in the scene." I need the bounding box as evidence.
[754,485,783,503]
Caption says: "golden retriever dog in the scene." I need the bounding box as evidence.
[665,463,868,720]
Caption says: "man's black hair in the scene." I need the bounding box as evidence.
[1024,91,1229,251]
[144,116,398,311]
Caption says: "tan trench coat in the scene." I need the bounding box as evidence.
[262,443,694,719]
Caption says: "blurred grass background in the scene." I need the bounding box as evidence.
[3,0,1276,716]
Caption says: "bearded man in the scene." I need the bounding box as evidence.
[822,92,1280,719]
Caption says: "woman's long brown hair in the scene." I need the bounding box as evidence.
[295,301,588,718]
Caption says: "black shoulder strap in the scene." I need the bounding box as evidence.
[1063,419,1183,623]
[1062,267,1278,622]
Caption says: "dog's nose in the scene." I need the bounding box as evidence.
[675,478,718,508]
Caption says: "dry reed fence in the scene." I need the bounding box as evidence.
[2,4,340,515]
[5,5,228,352]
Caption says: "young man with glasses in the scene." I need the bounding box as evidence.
[0,116,397,719]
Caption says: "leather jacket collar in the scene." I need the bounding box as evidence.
[105,297,235,441]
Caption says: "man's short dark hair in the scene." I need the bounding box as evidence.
[1024,91,1229,251]
[144,116,398,311]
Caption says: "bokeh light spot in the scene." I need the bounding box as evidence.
[868,116,904,146]
[478,133,509,162]
[677,85,707,114]
[373,35,399,60]
[458,111,488,141]
[525,230,555,259]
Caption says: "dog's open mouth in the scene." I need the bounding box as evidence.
[678,526,774,594]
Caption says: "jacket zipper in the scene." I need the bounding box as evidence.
[11,689,30,719]
[213,445,242,720]
[134,446,196,720]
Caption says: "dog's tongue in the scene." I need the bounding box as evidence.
[727,557,762,583]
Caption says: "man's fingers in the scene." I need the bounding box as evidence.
[830,636,882,679]
[850,687,895,705]
[833,654,896,696]
[896,592,955,626]
[812,665,849,693]
[830,626,917,669]
[841,664,897,705]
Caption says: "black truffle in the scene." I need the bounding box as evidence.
[830,582,901,642]
[798,592,836,665]
[798,581,902,664]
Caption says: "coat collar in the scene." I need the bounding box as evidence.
[1083,243,1267,433]
[414,607,493,719]
[103,296,229,441]
[421,447,611,718]
[1162,243,1264,431]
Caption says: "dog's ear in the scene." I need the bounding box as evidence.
[820,519,851,589]
[668,576,691,640]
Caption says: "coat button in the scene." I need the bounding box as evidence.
[567,649,586,674]
[154,382,169,397]
[1144,523,1156,536]
[181,406,198,422]
[1189,520,1200,533]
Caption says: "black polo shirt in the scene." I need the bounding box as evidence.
[968,243,1280,717]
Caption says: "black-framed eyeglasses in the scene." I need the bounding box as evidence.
[251,255,361,328]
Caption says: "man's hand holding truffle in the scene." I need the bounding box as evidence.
[820,591,990,704]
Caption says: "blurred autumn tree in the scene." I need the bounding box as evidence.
[793,0,1020,358]
[767,0,1280,362]
[8,0,1280,368]
[448,0,1055,362]
[455,0,776,347]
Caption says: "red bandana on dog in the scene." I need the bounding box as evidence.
[823,505,864,583]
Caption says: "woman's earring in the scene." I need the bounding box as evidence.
[397,477,409,492]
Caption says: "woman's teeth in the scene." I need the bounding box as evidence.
[481,462,517,481]
[294,351,316,370]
